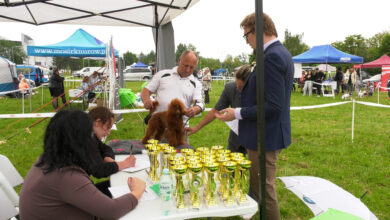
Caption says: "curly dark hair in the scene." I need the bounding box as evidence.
[36,110,99,174]
[88,106,115,125]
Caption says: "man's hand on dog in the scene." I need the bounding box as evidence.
[185,106,201,118]
[143,99,154,109]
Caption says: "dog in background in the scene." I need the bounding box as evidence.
[341,92,351,100]
[141,98,187,147]
[357,90,367,98]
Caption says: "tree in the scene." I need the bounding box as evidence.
[282,29,309,56]
[342,35,367,58]
[199,56,221,71]
[175,43,187,62]
[0,39,27,64]
[378,33,390,57]
[175,43,199,62]
[139,50,155,65]
[123,51,137,67]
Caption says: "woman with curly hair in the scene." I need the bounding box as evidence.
[19,110,145,219]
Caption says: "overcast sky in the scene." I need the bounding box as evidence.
[1,0,390,61]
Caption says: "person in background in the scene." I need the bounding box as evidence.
[88,71,99,103]
[387,79,390,99]
[88,106,136,197]
[215,12,294,220]
[335,67,343,95]
[202,67,212,104]
[299,70,306,92]
[80,76,90,101]
[314,68,325,97]
[18,78,29,94]
[19,110,145,219]
[49,68,66,109]
[186,65,252,154]
[353,68,362,95]
[302,70,313,96]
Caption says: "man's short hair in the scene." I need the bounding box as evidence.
[240,12,278,37]
[179,50,198,61]
[235,64,252,81]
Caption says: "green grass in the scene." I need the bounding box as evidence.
[0,81,389,220]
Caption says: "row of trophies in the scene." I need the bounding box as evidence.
[144,139,252,210]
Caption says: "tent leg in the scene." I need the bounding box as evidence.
[22,93,24,114]
[351,99,355,143]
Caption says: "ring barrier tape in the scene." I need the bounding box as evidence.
[355,101,390,108]
[0,83,47,96]
[290,101,351,110]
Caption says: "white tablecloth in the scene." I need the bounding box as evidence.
[111,154,258,220]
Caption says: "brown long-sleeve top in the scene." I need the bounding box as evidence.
[20,163,138,220]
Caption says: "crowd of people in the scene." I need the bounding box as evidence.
[299,66,376,98]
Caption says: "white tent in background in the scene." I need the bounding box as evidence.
[317,64,336,72]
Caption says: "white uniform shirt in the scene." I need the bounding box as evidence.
[145,66,204,113]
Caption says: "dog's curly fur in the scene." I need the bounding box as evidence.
[141,98,187,147]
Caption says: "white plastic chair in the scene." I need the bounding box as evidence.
[0,186,18,220]
[68,89,85,109]
[0,155,23,187]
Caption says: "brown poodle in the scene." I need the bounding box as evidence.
[141,98,187,147]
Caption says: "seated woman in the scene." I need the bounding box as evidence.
[18,78,29,94]
[88,106,136,196]
[19,110,145,219]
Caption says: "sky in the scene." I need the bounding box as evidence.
[1,0,390,61]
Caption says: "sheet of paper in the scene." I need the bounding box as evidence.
[225,119,238,135]
[109,185,157,201]
[122,157,150,173]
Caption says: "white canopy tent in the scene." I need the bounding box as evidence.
[0,0,200,70]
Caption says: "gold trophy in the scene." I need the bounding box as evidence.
[204,162,219,207]
[223,161,237,206]
[148,145,161,182]
[161,147,176,176]
[188,163,203,209]
[211,145,224,154]
[238,160,251,204]
[180,148,194,157]
[196,147,209,154]
[147,139,159,145]
[231,156,245,198]
[172,164,188,209]
[216,156,229,198]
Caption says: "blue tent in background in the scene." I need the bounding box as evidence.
[293,45,363,63]
[27,28,119,57]
[215,68,226,75]
[131,61,148,68]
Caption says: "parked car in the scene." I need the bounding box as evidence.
[73,67,106,77]
[123,67,153,81]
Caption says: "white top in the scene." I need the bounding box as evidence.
[145,67,204,113]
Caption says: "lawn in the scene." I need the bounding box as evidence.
[0,80,389,220]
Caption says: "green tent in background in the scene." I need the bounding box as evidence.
[118,88,137,108]
[310,209,364,220]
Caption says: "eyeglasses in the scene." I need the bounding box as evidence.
[243,29,254,41]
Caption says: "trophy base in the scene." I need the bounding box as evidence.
[238,195,251,206]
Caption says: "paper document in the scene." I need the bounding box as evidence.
[225,119,238,135]
[122,157,150,173]
[109,185,157,201]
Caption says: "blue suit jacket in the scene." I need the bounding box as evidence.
[239,41,294,151]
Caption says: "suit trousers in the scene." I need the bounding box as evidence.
[247,149,282,220]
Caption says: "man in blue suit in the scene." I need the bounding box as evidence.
[216,13,294,220]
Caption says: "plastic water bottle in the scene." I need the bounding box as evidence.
[159,168,173,216]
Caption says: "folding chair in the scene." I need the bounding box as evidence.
[68,89,85,110]
[0,186,18,220]
[0,155,23,187]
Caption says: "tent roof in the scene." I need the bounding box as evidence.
[0,0,199,27]
[362,54,390,68]
[293,45,363,64]
[131,61,148,68]
[27,28,119,57]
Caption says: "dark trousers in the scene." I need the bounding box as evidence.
[315,82,322,95]
[95,180,112,198]
[52,94,67,109]
[204,90,209,103]
[336,81,342,95]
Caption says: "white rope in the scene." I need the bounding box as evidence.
[291,101,351,110]
[0,83,47,96]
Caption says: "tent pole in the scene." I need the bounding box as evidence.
[29,88,32,112]
[377,85,379,104]
[154,4,159,72]
[351,99,355,143]
[255,1,266,219]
